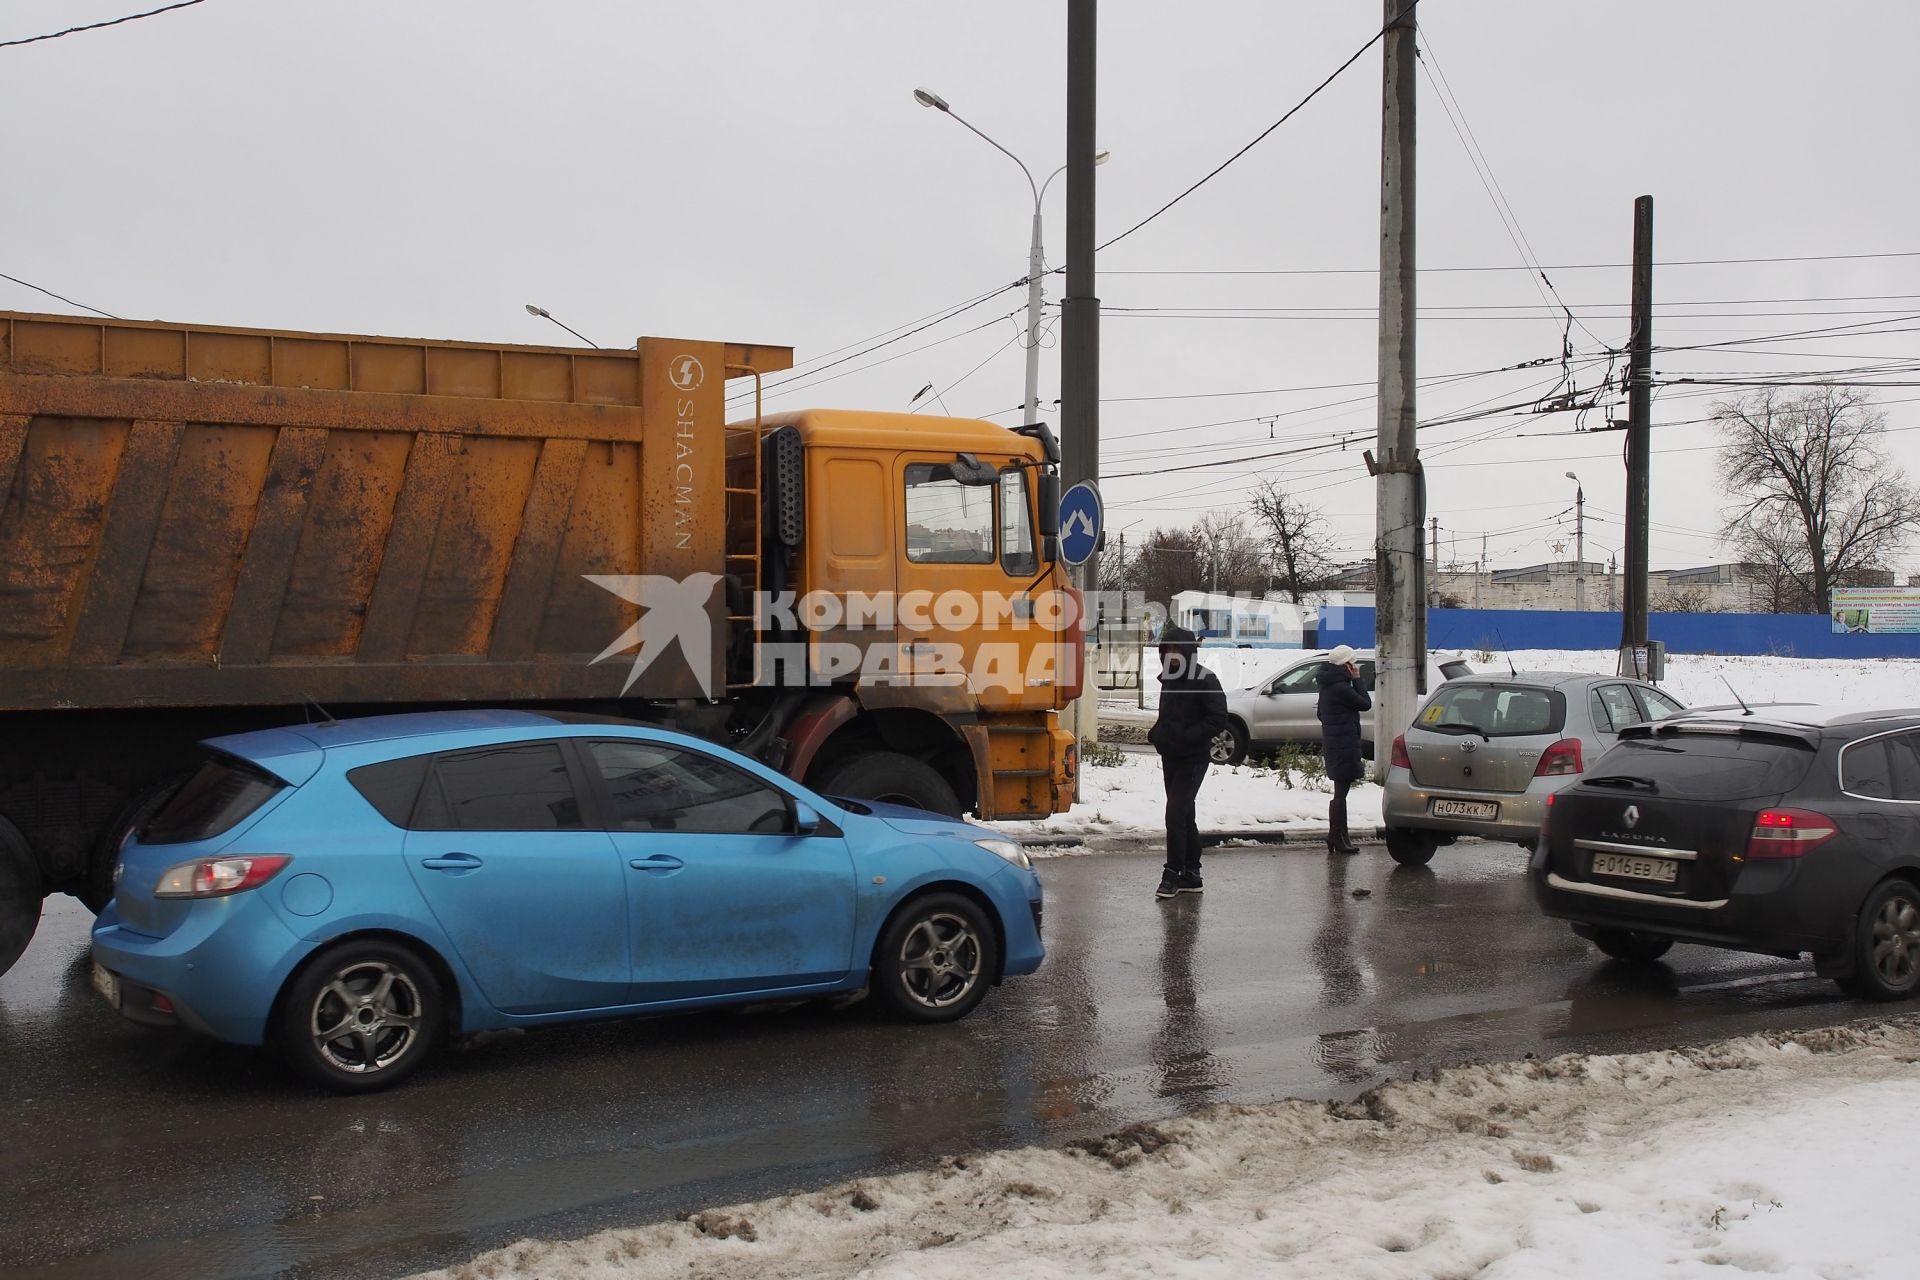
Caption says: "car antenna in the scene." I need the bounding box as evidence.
[1492,628,1518,678]
[1720,674,1754,717]
[300,693,338,726]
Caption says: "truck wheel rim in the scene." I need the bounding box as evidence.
[898,912,983,1008]
[1871,893,1920,989]
[310,960,423,1074]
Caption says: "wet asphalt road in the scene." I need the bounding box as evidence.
[0,841,1878,1280]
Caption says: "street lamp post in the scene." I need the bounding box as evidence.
[1565,471,1586,611]
[914,87,1106,425]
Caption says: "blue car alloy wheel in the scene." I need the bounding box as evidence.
[279,939,444,1092]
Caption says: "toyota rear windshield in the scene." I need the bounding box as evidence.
[1585,733,1816,801]
[1414,684,1565,738]
[139,754,286,845]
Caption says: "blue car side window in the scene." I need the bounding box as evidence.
[587,741,792,835]
[417,743,583,831]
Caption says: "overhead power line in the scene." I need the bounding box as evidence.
[1102,250,1920,276]
[0,0,209,50]
[0,270,119,319]
[1096,2,1417,254]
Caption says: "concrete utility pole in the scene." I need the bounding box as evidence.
[1429,516,1440,604]
[1566,471,1587,610]
[1061,0,1100,758]
[1373,0,1422,777]
[1619,195,1654,670]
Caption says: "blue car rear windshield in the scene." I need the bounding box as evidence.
[139,754,285,845]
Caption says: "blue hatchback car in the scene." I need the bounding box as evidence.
[90,710,1045,1091]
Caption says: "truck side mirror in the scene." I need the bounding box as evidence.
[1037,471,1060,536]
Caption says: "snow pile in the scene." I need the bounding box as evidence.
[991,753,1381,844]
[414,1019,1920,1280]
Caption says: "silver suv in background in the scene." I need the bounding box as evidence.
[1212,649,1473,765]
[1379,671,1687,865]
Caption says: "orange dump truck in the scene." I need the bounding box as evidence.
[0,310,1080,973]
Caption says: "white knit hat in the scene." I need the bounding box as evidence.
[1327,644,1359,666]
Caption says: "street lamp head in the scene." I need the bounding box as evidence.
[1094,150,1111,166]
[525,304,550,319]
[912,87,950,112]
[1564,470,1579,482]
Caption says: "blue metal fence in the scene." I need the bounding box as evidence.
[1311,606,1920,659]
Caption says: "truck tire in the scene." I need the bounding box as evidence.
[82,774,190,913]
[815,752,961,817]
[0,818,41,976]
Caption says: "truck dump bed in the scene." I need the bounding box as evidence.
[0,311,791,710]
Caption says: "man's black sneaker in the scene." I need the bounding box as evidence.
[1155,871,1181,900]
[1177,872,1204,895]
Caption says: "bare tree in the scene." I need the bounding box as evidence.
[1716,388,1920,612]
[1127,527,1204,610]
[1189,510,1270,596]
[1247,479,1338,602]
[1649,586,1725,614]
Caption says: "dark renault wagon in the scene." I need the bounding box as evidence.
[1531,707,1920,1000]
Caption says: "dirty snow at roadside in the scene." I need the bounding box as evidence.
[416,1019,1920,1280]
[992,753,1379,845]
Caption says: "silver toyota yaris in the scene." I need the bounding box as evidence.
[1379,671,1687,866]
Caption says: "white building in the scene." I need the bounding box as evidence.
[1170,591,1310,645]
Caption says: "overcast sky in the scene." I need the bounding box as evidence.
[5,1,1917,575]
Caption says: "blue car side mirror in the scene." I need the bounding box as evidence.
[792,802,823,836]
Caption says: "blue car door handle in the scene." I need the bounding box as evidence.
[628,854,684,873]
[421,852,483,871]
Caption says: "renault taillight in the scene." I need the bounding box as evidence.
[1747,809,1837,859]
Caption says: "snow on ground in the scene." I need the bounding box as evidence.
[1507,648,1920,710]
[1117,644,1920,710]
[416,1018,1920,1280]
[992,753,1377,845]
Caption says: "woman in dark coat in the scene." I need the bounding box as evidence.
[1316,644,1372,854]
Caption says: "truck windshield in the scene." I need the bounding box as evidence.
[1000,467,1037,576]
[905,463,995,565]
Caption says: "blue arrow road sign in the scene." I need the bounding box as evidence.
[1058,481,1102,566]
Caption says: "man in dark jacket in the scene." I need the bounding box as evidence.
[1147,626,1229,899]
[1316,644,1372,854]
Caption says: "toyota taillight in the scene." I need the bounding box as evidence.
[1533,738,1583,777]
[152,854,292,899]
[1390,734,1411,770]
[1746,809,1837,859]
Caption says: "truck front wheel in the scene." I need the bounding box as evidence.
[0,818,41,976]
[815,752,961,817]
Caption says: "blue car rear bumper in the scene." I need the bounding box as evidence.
[91,897,306,1046]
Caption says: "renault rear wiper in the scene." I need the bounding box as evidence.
[1584,774,1660,792]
